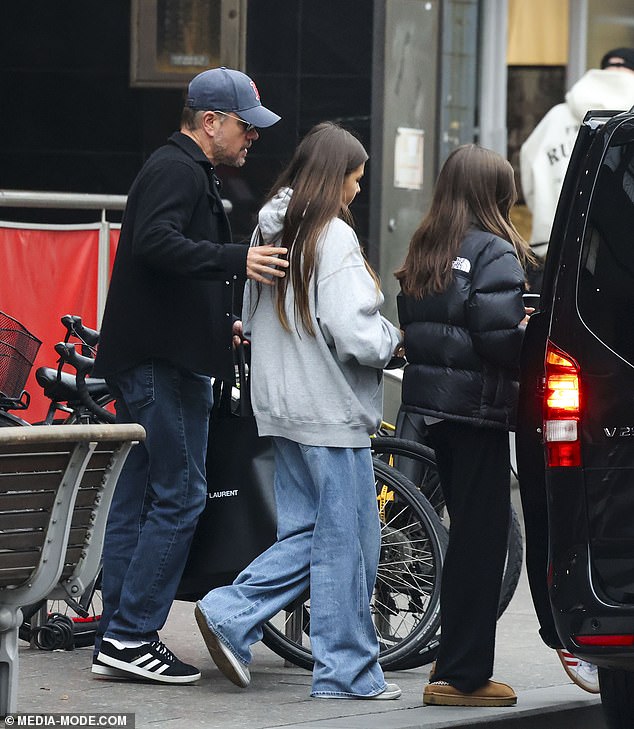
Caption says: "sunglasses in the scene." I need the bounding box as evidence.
[213,110,256,133]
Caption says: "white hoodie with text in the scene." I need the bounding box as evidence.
[520,68,634,248]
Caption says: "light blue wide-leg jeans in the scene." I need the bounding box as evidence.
[196,436,386,697]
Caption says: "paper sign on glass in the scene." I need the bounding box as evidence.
[394,127,424,190]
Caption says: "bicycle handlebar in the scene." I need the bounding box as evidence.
[54,342,115,424]
[60,314,100,350]
[54,342,94,374]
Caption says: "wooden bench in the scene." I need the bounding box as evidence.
[0,423,145,716]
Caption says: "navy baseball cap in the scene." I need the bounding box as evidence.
[186,67,280,128]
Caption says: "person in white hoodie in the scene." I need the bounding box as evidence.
[520,47,634,257]
[194,122,404,700]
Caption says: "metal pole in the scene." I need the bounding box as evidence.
[478,0,509,156]
[97,209,111,327]
[567,0,588,88]
[0,190,127,212]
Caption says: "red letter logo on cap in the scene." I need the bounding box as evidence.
[250,80,261,101]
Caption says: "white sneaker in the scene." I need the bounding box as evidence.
[366,683,402,700]
[556,649,600,694]
[314,683,402,700]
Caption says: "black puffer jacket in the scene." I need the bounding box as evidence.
[398,229,526,431]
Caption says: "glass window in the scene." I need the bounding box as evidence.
[155,0,220,73]
[578,120,634,364]
[587,0,634,68]
[130,0,245,88]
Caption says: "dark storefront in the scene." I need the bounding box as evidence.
[0,1,374,245]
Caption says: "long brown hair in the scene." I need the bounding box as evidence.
[266,122,371,335]
[395,144,534,298]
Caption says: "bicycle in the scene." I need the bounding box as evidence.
[267,431,523,672]
[1,313,448,670]
[0,314,114,428]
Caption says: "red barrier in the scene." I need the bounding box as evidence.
[0,226,119,421]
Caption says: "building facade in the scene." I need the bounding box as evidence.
[1,0,633,319]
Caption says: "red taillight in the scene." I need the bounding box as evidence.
[544,343,581,467]
[575,634,634,647]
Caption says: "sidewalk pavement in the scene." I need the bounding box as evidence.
[13,571,605,729]
[13,491,606,729]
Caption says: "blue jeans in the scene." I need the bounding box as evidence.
[196,437,386,697]
[95,359,212,651]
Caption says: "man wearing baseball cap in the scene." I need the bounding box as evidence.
[186,66,281,129]
[92,68,287,684]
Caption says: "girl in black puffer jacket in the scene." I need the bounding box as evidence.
[395,144,534,708]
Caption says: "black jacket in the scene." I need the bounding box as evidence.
[398,230,526,430]
[94,133,248,381]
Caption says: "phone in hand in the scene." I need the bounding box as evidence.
[522,293,540,310]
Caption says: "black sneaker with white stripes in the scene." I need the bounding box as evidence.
[97,639,201,684]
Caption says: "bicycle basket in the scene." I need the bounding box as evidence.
[0,311,42,400]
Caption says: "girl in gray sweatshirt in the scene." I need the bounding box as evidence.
[195,122,404,700]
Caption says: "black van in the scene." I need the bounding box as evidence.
[517,108,634,727]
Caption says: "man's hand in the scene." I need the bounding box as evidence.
[232,319,244,348]
[247,245,288,285]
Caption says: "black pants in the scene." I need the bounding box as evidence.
[427,420,511,693]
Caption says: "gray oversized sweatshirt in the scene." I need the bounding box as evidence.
[243,187,402,448]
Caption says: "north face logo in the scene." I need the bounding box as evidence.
[452,256,471,273]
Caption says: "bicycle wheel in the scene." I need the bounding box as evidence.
[371,436,523,620]
[19,573,102,649]
[261,458,447,671]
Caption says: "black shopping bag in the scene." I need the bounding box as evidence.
[177,345,276,600]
